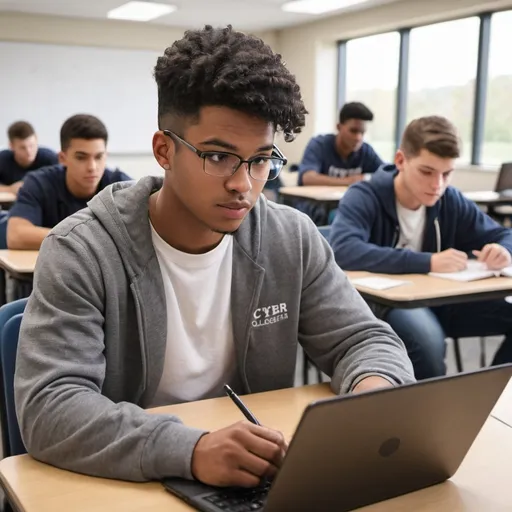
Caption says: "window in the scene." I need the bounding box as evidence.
[346,32,400,162]
[407,17,480,163]
[482,10,512,165]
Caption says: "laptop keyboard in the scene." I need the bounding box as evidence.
[202,482,270,511]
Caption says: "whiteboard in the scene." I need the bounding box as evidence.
[0,41,161,154]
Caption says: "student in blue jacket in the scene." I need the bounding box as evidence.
[330,116,512,380]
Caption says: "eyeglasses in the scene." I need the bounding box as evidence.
[163,130,287,181]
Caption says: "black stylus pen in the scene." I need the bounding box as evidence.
[224,384,261,426]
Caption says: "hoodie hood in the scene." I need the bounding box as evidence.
[369,164,444,221]
[87,176,266,280]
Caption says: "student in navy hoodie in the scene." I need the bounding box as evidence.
[7,114,131,250]
[330,116,512,379]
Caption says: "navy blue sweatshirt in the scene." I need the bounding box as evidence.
[330,164,512,274]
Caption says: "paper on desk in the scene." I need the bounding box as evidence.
[351,277,411,290]
[429,260,498,282]
[499,266,512,277]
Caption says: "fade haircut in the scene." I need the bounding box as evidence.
[339,102,374,124]
[401,116,461,159]
[8,121,35,142]
[60,114,108,151]
[154,25,307,141]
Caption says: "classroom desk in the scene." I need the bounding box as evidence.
[491,376,512,428]
[0,192,16,210]
[278,186,347,224]
[0,250,38,301]
[1,383,512,512]
[345,270,512,308]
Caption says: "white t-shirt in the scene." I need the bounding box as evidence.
[396,201,427,252]
[150,225,235,406]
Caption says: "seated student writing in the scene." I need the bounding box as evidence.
[298,102,383,187]
[15,26,414,488]
[7,114,131,250]
[330,116,512,380]
[0,121,58,194]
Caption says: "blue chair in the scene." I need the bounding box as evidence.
[317,225,331,240]
[0,298,28,457]
[1,313,25,456]
[0,210,8,250]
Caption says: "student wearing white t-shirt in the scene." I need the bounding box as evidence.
[14,26,414,489]
[331,116,512,380]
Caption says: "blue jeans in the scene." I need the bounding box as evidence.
[385,300,512,380]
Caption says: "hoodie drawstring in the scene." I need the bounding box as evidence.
[434,218,441,253]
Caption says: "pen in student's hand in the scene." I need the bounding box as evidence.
[223,384,261,426]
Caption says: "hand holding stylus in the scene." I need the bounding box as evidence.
[190,385,287,488]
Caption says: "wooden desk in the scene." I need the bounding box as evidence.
[0,192,16,210]
[492,377,512,428]
[1,384,512,512]
[278,186,347,202]
[278,186,347,225]
[0,250,38,302]
[0,251,38,276]
[346,271,512,308]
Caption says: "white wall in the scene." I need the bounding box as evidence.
[276,0,512,192]
[0,12,278,179]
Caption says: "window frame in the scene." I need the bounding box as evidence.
[336,9,509,166]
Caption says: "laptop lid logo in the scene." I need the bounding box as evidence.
[379,437,401,457]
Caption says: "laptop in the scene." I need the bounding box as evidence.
[163,364,512,512]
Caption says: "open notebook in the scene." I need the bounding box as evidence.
[429,261,512,282]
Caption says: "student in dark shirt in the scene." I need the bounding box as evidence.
[7,114,131,250]
[0,121,58,194]
[299,102,383,187]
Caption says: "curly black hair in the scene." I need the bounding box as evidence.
[154,25,307,141]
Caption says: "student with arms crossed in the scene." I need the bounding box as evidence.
[330,116,512,380]
[7,114,131,249]
[0,121,58,194]
[299,102,383,187]
[15,26,414,488]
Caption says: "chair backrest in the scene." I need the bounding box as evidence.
[494,162,512,192]
[0,298,28,457]
[1,313,25,456]
[0,211,8,250]
[317,225,331,240]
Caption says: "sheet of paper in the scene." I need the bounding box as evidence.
[429,270,496,282]
[499,266,512,278]
[429,261,497,281]
[429,260,505,281]
[351,277,411,290]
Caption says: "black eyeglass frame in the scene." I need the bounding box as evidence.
[163,129,287,181]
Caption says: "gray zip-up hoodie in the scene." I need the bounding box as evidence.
[15,176,414,482]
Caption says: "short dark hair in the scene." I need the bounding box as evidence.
[401,116,460,159]
[154,25,307,141]
[8,121,35,141]
[60,114,108,151]
[339,102,374,124]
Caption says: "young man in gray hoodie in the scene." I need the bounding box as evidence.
[15,25,414,488]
